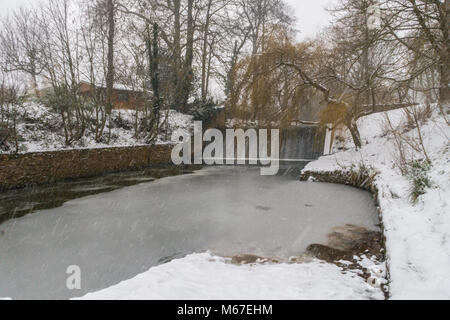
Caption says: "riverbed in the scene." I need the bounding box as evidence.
[0,166,379,299]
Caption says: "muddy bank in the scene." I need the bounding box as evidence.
[307,224,383,262]
[307,224,386,288]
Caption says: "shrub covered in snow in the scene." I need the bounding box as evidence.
[406,159,433,204]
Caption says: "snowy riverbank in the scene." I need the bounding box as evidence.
[304,108,450,299]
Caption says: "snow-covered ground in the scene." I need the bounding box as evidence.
[78,252,384,300]
[305,107,450,299]
[1,102,193,154]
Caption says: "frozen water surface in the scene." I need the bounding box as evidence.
[0,166,378,299]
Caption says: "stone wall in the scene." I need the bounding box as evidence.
[0,144,174,191]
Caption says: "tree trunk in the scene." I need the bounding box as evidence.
[181,0,195,112]
[105,0,115,115]
[147,23,161,142]
[439,61,449,111]
[31,73,39,97]
[205,38,214,98]
[347,118,362,149]
[171,0,182,111]
[440,0,450,112]
[201,0,212,102]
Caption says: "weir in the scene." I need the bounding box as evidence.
[278,125,326,176]
[196,123,326,175]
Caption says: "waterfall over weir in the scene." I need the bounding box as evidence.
[278,125,326,176]
[200,124,326,176]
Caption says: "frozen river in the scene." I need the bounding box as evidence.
[0,166,379,299]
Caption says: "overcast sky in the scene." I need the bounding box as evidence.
[0,0,337,39]
[285,0,337,40]
[0,0,28,12]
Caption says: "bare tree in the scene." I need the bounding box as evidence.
[265,0,418,148]
[0,7,43,95]
[381,0,449,111]
[37,0,87,145]
[0,71,23,153]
